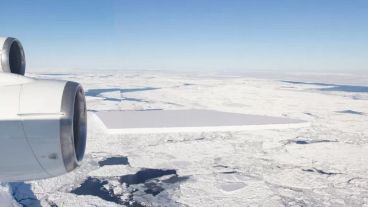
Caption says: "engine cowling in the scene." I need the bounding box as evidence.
[0,37,26,75]
[0,37,87,182]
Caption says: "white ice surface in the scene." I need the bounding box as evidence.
[1,71,368,207]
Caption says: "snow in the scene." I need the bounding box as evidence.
[2,71,368,206]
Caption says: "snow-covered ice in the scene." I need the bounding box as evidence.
[2,71,368,207]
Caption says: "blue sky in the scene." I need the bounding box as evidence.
[1,0,367,72]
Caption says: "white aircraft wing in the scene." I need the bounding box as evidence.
[0,36,87,182]
[95,110,309,134]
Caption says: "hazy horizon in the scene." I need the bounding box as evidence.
[1,0,367,72]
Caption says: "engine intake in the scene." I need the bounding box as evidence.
[0,37,26,75]
[61,81,87,172]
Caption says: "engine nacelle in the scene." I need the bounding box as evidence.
[0,37,26,75]
[0,37,87,182]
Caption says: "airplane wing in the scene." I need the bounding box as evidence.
[0,37,87,182]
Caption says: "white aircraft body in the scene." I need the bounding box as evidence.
[0,37,87,182]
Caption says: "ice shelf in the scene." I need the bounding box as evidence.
[95,110,309,134]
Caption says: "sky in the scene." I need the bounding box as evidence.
[0,0,367,72]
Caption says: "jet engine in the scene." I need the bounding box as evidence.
[0,37,87,182]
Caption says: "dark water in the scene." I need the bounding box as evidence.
[85,87,160,102]
[282,80,368,93]
[122,97,149,103]
[71,168,189,205]
[85,88,121,97]
[162,175,190,184]
[120,169,177,185]
[302,168,341,176]
[86,87,160,96]
[98,156,130,167]
[289,139,337,145]
[336,110,365,115]
[10,182,42,207]
[48,201,59,207]
[321,85,368,93]
[105,97,122,102]
[121,87,160,93]
[144,182,165,196]
[71,177,132,206]
[282,81,334,87]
